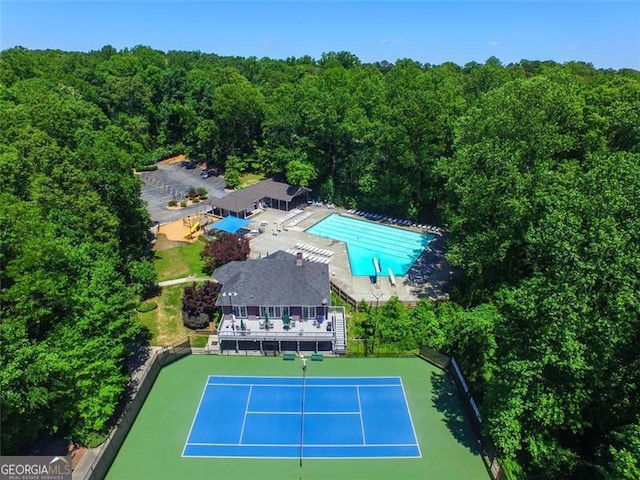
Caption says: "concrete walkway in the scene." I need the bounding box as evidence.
[158,276,211,287]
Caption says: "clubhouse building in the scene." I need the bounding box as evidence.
[213,250,347,355]
[208,178,312,218]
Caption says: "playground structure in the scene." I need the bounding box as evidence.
[182,212,214,240]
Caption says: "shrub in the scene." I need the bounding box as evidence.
[136,301,157,313]
[200,233,250,273]
[84,432,109,449]
[180,201,187,208]
[183,313,210,329]
[192,198,200,203]
[168,200,177,207]
[182,281,222,328]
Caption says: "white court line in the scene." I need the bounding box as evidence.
[186,442,418,447]
[399,378,423,458]
[181,382,214,457]
[207,375,403,380]
[246,411,360,415]
[238,385,253,444]
[207,382,401,388]
[184,454,420,460]
[190,376,419,458]
[356,386,367,445]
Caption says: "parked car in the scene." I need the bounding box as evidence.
[201,168,219,178]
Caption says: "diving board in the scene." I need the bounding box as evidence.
[372,257,381,274]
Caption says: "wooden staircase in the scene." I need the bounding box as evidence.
[332,309,347,354]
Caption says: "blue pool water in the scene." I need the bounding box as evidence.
[306,214,433,276]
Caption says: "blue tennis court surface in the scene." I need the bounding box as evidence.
[182,376,421,459]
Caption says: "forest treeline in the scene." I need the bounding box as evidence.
[1,46,639,478]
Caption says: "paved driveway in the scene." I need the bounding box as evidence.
[139,163,227,224]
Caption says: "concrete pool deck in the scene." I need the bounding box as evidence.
[237,204,453,306]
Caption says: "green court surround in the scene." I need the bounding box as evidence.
[106,355,488,480]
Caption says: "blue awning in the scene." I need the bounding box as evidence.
[208,216,251,234]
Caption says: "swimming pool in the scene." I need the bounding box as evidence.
[306,214,433,276]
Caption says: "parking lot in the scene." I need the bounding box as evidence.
[139,162,226,224]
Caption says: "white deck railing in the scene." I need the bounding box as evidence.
[218,329,335,341]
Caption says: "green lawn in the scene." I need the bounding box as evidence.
[106,356,488,480]
[239,172,265,188]
[153,239,208,282]
[142,238,210,345]
[137,284,192,346]
[189,335,209,348]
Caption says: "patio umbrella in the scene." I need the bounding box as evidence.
[264,313,269,329]
[240,318,245,330]
[283,314,290,326]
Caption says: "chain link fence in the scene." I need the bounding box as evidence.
[75,338,504,480]
[419,346,507,480]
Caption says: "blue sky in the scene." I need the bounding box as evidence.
[1,1,639,69]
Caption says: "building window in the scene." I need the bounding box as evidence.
[302,306,316,319]
[260,306,286,318]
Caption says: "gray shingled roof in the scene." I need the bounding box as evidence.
[211,178,311,213]
[213,251,330,307]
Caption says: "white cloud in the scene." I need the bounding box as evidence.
[261,39,272,46]
[488,41,499,46]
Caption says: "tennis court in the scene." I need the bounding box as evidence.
[183,376,420,459]
[106,356,488,480]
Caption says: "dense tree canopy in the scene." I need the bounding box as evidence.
[0,48,153,452]
[1,46,638,477]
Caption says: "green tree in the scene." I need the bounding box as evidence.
[212,79,264,159]
[128,259,158,298]
[285,157,316,187]
[444,75,592,298]
[600,418,640,480]
[224,168,241,189]
[375,296,419,352]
